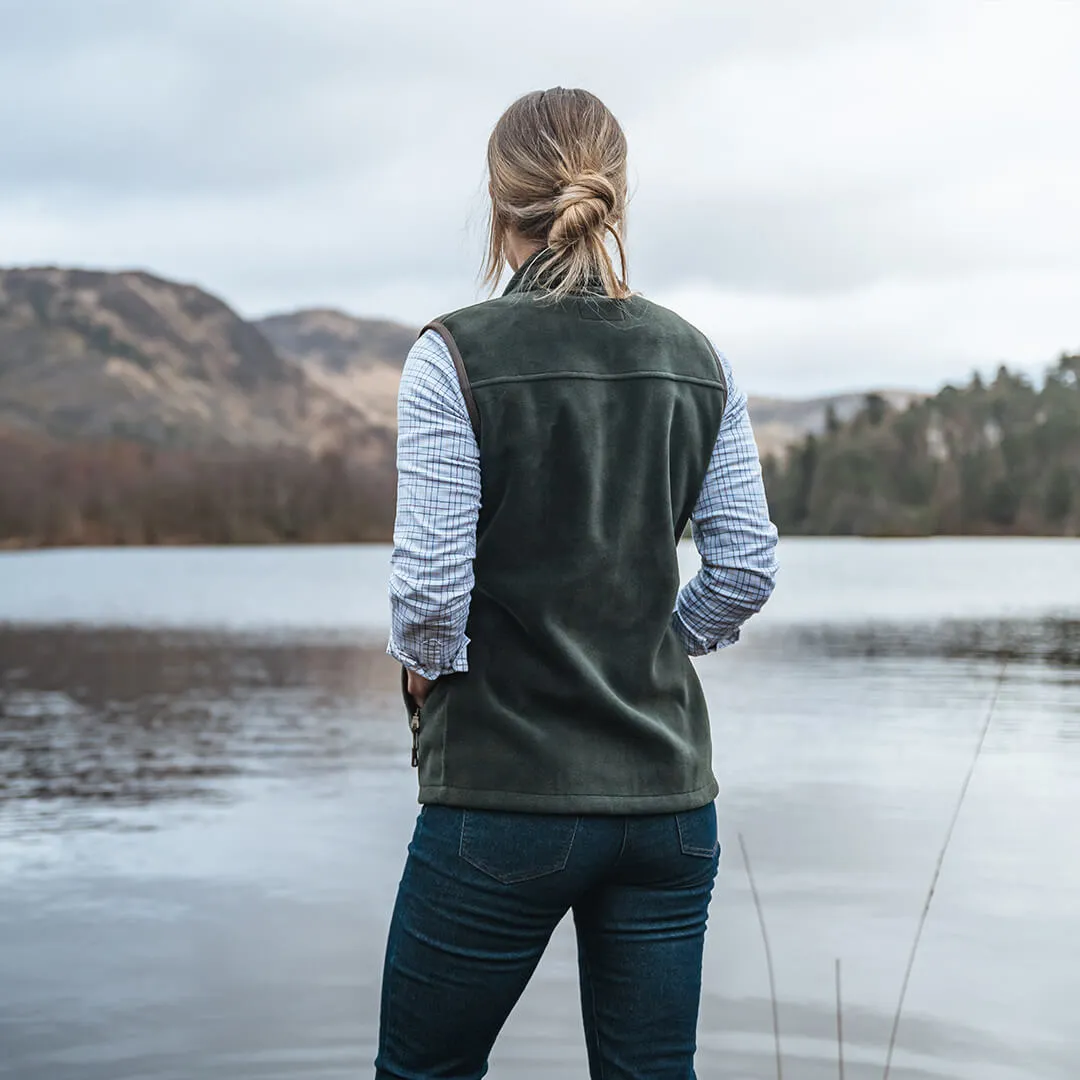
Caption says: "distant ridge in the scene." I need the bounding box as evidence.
[0,268,411,467]
[256,308,413,433]
[0,264,917,464]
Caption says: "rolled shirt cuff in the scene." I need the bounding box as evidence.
[386,635,470,680]
[671,609,741,656]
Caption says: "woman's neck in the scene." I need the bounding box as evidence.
[506,232,544,271]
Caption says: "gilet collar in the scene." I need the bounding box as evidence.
[501,248,555,296]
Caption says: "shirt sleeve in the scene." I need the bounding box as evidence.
[672,349,779,654]
[386,329,481,680]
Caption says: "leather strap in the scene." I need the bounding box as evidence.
[420,321,480,441]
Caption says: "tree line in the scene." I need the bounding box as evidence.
[762,353,1080,536]
[3,351,1076,548]
[0,434,396,548]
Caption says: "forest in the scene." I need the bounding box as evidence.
[0,434,396,548]
[762,353,1080,536]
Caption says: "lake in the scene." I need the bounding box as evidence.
[1,539,1078,1080]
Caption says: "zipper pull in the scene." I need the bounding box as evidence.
[410,708,421,768]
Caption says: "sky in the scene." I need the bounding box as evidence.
[2,0,1078,397]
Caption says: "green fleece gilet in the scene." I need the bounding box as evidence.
[414,255,727,813]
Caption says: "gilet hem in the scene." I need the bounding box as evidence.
[417,778,720,816]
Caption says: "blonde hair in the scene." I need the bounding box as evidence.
[483,88,630,301]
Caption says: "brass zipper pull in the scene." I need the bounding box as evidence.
[410,707,421,768]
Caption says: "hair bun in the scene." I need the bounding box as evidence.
[549,172,617,249]
[485,88,630,299]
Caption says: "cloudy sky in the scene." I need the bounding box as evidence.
[3,0,1078,396]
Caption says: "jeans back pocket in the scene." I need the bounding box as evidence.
[675,803,720,858]
[460,809,579,885]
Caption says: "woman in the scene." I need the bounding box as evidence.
[379,87,778,1080]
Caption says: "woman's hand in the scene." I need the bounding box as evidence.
[407,670,437,707]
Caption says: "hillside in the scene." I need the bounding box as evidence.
[0,269,403,463]
[256,308,410,432]
[0,269,414,546]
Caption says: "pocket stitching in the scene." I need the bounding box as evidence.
[676,809,719,858]
[459,811,580,885]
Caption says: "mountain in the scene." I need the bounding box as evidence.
[0,268,399,463]
[0,268,421,546]
[256,309,414,374]
[255,308,411,432]
[0,264,904,463]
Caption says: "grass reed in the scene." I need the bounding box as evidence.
[739,660,1008,1079]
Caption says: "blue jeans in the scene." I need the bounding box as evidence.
[375,802,720,1079]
